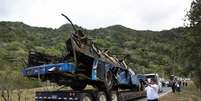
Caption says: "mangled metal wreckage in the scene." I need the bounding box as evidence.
[23,14,145,90]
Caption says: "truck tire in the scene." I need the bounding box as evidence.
[104,71,113,90]
[80,93,92,101]
[97,92,107,101]
[111,91,118,101]
[70,81,87,90]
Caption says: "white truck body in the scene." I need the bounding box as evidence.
[144,73,163,92]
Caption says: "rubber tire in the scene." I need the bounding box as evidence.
[111,91,118,101]
[80,93,93,101]
[104,71,114,90]
[70,81,87,91]
[97,92,107,101]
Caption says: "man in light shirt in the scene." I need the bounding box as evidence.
[145,78,159,101]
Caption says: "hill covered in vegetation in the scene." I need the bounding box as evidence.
[0,21,186,88]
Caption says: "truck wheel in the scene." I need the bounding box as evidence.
[104,71,113,90]
[70,81,87,90]
[80,93,92,101]
[97,92,107,101]
[111,91,118,101]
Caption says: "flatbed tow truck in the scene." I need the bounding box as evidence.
[22,14,146,101]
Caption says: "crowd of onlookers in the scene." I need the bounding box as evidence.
[144,74,190,101]
[169,80,188,93]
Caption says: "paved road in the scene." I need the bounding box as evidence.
[134,87,172,101]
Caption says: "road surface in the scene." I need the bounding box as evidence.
[134,87,172,101]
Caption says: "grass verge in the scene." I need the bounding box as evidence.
[160,82,201,101]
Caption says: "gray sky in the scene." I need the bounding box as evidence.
[0,0,192,31]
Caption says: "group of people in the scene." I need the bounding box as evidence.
[170,80,188,93]
[144,79,188,101]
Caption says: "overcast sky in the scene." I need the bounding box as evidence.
[0,0,192,31]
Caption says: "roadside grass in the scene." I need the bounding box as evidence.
[160,82,201,101]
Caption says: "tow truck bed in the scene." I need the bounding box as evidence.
[35,90,106,101]
[35,90,146,101]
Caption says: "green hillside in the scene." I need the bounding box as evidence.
[0,21,185,88]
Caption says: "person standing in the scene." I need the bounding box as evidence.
[171,80,176,93]
[145,78,159,101]
[175,81,181,92]
[182,80,185,87]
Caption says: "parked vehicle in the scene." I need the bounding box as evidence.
[160,78,166,87]
[144,73,163,92]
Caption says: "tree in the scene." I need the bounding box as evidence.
[184,0,201,90]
